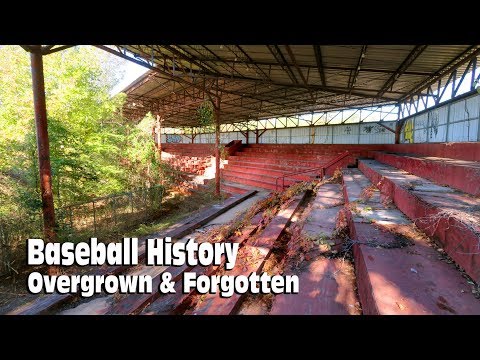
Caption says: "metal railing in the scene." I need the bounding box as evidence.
[275,151,351,191]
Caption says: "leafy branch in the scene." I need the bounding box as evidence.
[196,100,214,127]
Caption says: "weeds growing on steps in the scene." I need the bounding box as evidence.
[181,180,317,313]
[413,209,480,255]
[284,177,345,270]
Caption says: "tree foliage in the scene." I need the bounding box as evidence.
[196,100,214,127]
[0,45,173,218]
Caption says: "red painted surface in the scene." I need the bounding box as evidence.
[163,143,215,154]
[359,160,480,283]
[227,160,314,173]
[352,244,378,314]
[324,155,356,176]
[224,164,313,180]
[270,258,360,315]
[342,169,480,315]
[220,183,249,195]
[188,193,307,315]
[165,142,480,162]
[225,140,243,156]
[245,143,384,155]
[166,155,211,175]
[373,151,480,196]
[222,170,301,189]
[164,143,480,196]
[355,243,480,315]
[384,142,480,162]
[229,156,328,168]
[271,183,360,315]
[224,145,361,190]
[222,174,279,191]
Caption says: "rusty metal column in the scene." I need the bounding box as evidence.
[30,46,58,275]
[156,115,162,156]
[214,102,221,196]
[394,105,403,144]
[395,119,406,144]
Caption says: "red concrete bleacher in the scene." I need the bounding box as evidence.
[222,144,385,191]
[164,142,480,196]
[384,142,480,162]
[162,144,214,175]
[342,168,480,314]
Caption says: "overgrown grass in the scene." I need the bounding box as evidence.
[123,181,225,238]
[0,181,223,280]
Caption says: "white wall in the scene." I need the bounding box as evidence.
[161,121,396,144]
[401,93,480,143]
[259,122,395,144]
[160,94,480,145]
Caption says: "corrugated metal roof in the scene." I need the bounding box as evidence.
[114,45,480,127]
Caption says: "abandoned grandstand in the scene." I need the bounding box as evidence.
[8,45,480,315]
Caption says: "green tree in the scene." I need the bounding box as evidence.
[0,45,127,215]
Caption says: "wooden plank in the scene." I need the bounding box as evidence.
[106,263,192,315]
[141,224,260,315]
[187,192,307,315]
[8,261,136,315]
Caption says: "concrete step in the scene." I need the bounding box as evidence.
[223,164,316,181]
[228,155,324,168]
[243,144,382,157]
[342,169,480,315]
[270,258,360,315]
[270,183,360,315]
[220,183,249,195]
[227,159,317,173]
[222,173,286,191]
[222,169,300,187]
[236,151,335,161]
[228,157,355,177]
[187,192,308,315]
[384,142,480,162]
[358,159,480,283]
[241,148,344,156]
[246,144,382,150]
[372,151,480,196]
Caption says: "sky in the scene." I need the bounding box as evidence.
[110,59,148,95]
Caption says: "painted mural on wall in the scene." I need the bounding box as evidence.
[166,134,183,143]
[403,120,413,143]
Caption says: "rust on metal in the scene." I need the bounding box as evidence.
[214,99,221,196]
[30,46,57,252]
[156,114,163,155]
